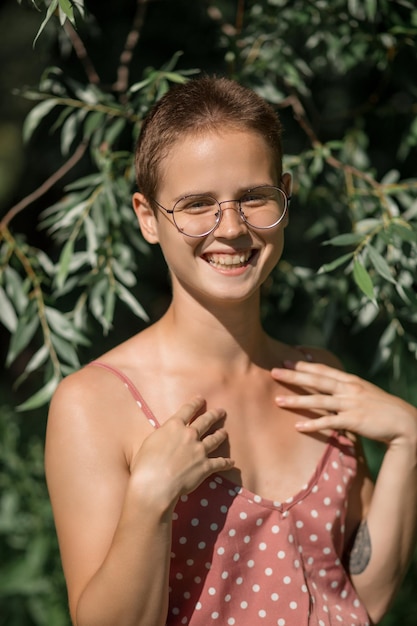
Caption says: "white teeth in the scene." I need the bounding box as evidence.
[206,252,252,268]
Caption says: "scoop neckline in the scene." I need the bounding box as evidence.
[210,434,337,513]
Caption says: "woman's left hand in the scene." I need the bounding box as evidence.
[271,360,417,447]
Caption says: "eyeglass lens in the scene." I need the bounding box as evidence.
[172,186,287,237]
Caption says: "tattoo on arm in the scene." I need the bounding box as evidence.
[349,520,372,575]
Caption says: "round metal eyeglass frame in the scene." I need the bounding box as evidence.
[151,185,290,238]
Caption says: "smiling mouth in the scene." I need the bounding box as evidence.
[203,250,255,269]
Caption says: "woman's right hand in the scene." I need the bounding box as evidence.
[130,396,235,508]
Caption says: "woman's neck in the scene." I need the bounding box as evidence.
[156,289,269,370]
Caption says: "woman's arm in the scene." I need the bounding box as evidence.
[45,370,233,626]
[348,424,417,619]
[270,360,417,624]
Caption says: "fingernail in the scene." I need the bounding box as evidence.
[283,360,295,368]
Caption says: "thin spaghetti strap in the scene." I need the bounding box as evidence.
[87,361,160,428]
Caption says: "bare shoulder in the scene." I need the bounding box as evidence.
[49,358,137,419]
[296,344,345,370]
[49,327,156,422]
[47,351,154,462]
[266,339,345,374]
[49,363,118,416]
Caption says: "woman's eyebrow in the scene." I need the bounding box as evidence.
[172,184,276,202]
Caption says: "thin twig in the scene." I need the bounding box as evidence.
[0,141,88,232]
[113,0,150,95]
[282,92,320,149]
[325,153,379,190]
[281,92,380,190]
[64,19,101,85]
[235,0,245,34]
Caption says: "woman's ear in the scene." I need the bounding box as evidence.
[132,192,159,244]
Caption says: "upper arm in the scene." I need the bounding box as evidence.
[45,369,145,620]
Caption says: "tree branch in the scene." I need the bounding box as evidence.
[0,141,88,232]
[280,92,380,190]
[2,226,62,380]
[64,19,101,85]
[235,0,245,34]
[113,0,150,96]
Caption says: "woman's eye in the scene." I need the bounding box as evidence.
[241,194,266,205]
[181,197,216,212]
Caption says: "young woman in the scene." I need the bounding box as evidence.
[45,76,417,626]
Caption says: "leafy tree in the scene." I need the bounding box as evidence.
[0,0,416,623]
[0,405,68,626]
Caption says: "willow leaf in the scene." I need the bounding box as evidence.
[367,245,396,284]
[56,239,74,290]
[6,313,40,366]
[318,253,353,274]
[33,0,59,47]
[353,259,375,300]
[323,233,363,247]
[23,99,59,143]
[17,377,60,411]
[116,283,149,322]
[0,286,18,333]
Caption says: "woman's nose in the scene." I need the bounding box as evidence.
[214,202,248,238]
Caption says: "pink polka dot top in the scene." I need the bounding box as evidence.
[91,362,371,626]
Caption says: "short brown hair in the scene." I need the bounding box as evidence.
[135,75,283,203]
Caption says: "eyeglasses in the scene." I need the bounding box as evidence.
[152,185,289,238]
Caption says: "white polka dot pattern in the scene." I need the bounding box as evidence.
[166,433,370,625]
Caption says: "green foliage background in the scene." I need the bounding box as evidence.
[0,0,416,624]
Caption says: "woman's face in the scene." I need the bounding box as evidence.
[135,128,291,307]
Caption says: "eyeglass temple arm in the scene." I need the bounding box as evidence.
[152,198,174,215]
